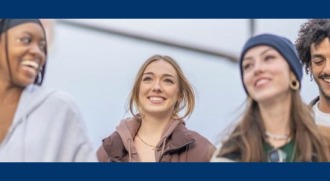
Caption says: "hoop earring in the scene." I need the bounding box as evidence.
[290,80,299,90]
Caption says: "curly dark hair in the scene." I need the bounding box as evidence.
[295,19,330,75]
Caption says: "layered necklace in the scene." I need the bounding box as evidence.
[265,131,290,141]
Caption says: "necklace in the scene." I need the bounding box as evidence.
[136,134,157,150]
[265,131,289,141]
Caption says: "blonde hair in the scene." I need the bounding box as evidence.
[128,55,195,120]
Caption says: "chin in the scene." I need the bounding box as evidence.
[320,88,330,100]
[15,79,35,88]
[252,93,274,103]
[145,108,171,116]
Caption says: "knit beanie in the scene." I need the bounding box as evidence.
[239,33,303,94]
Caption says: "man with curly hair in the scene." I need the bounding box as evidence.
[296,19,330,127]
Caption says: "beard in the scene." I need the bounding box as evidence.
[314,73,330,101]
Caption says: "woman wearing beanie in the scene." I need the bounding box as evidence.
[0,19,96,161]
[211,34,330,162]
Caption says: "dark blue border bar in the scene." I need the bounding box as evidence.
[1,0,330,18]
[1,163,329,180]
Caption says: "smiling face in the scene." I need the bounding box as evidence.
[310,37,330,102]
[137,60,181,118]
[242,45,293,103]
[0,22,46,87]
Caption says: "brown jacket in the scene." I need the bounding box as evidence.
[97,117,215,162]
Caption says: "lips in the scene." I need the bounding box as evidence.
[20,60,41,77]
[254,77,271,88]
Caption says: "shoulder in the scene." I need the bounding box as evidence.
[176,123,216,154]
[103,117,133,147]
[38,87,81,113]
[24,86,84,126]
[45,89,78,107]
[190,130,214,147]
[102,131,122,145]
[100,131,126,162]
[178,124,214,146]
[24,85,78,107]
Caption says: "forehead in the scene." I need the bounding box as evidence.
[244,45,277,58]
[144,60,177,76]
[311,37,330,53]
[6,23,44,38]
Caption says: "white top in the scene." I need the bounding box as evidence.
[313,101,330,127]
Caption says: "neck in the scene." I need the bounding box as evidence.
[318,94,330,113]
[138,112,173,140]
[0,81,23,105]
[258,93,291,136]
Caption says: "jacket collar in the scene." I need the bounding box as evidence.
[161,123,195,154]
[107,116,195,161]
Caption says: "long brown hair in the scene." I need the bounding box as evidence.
[128,55,195,120]
[218,89,330,162]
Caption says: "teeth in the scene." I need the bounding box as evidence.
[21,61,39,69]
[324,78,330,83]
[149,97,164,101]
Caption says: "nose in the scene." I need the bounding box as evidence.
[29,43,45,60]
[253,60,265,76]
[152,81,162,92]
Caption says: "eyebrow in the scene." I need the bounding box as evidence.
[143,72,175,78]
[243,48,274,61]
[311,54,324,59]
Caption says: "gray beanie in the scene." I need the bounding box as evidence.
[239,33,303,94]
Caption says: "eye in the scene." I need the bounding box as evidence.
[243,62,253,71]
[312,57,324,66]
[164,79,174,84]
[142,76,152,82]
[16,37,32,45]
[264,55,275,61]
